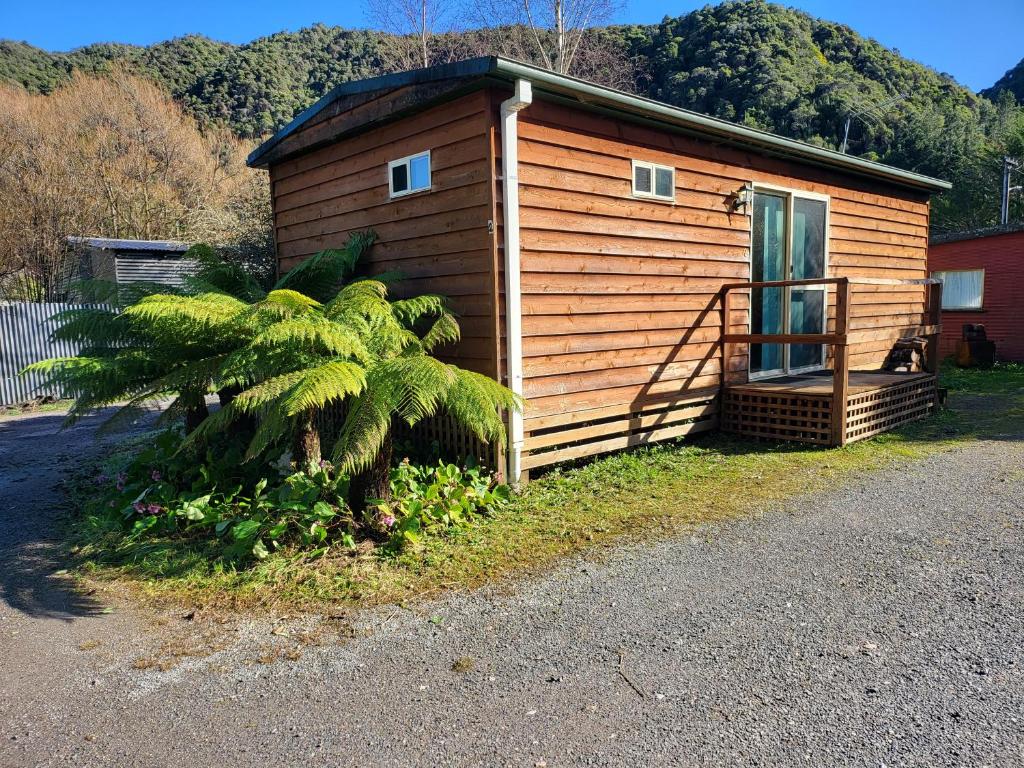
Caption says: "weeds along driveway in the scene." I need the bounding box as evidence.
[1,406,1023,767]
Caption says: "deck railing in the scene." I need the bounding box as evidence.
[719,277,942,445]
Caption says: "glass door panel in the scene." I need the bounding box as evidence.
[789,198,827,370]
[750,192,786,376]
[748,192,828,378]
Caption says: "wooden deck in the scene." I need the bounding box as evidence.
[724,370,938,447]
[728,371,933,397]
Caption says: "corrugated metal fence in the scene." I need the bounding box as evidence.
[0,302,88,406]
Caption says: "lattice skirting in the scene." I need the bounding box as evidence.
[722,391,834,445]
[723,376,938,447]
[845,378,937,443]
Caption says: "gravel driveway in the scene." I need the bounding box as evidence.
[1,409,1022,767]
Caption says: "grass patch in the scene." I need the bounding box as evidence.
[0,398,72,419]
[68,365,1024,612]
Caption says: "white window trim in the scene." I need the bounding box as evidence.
[631,159,676,202]
[932,268,985,310]
[388,150,431,199]
[747,183,832,381]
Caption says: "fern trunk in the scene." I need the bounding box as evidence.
[217,384,255,438]
[350,428,393,511]
[293,410,322,470]
[183,395,209,435]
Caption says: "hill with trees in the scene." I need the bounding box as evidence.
[1,0,1021,232]
[983,56,1024,104]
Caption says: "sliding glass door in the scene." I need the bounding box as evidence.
[749,190,828,378]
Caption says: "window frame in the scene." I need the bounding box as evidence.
[631,159,676,202]
[932,268,985,310]
[388,150,432,199]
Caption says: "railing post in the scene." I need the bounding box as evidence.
[925,280,942,374]
[830,278,851,447]
[721,287,734,389]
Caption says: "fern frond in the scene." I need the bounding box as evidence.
[125,292,246,328]
[233,371,305,413]
[257,289,322,317]
[332,387,396,474]
[252,316,370,361]
[244,408,290,462]
[443,368,522,445]
[391,294,447,325]
[97,397,164,435]
[184,243,266,302]
[49,307,132,346]
[280,361,366,416]
[178,401,238,453]
[419,310,461,352]
[383,355,456,425]
[273,248,358,302]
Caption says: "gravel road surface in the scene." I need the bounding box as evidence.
[1,408,1022,767]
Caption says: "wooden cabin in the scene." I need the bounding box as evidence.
[248,57,949,482]
[929,224,1024,363]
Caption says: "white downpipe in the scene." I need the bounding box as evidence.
[500,79,532,485]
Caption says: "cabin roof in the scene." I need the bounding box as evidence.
[248,56,950,193]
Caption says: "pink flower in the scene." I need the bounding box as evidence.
[150,469,162,482]
[132,501,146,514]
[146,503,162,515]
[382,514,396,528]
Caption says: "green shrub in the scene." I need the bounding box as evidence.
[371,459,511,549]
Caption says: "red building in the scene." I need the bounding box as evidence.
[929,224,1024,363]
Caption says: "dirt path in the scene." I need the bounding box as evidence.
[2,409,1023,767]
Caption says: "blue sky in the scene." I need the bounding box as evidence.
[2,0,1021,92]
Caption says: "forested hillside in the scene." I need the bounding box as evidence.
[983,57,1024,104]
[1,0,1021,232]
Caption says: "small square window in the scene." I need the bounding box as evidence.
[634,164,652,195]
[409,154,430,190]
[391,163,408,194]
[632,160,674,202]
[388,151,431,198]
[655,166,674,198]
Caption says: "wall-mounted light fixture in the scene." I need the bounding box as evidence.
[731,183,754,212]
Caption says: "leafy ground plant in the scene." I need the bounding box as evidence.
[66,364,1024,611]
[79,425,509,568]
[371,459,512,549]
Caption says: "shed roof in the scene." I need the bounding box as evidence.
[930,221,1024,246]
[247,56,950,193]
[67,236,191,253]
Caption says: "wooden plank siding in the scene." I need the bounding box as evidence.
[263,81,936,475]
[928,229,1024,363]
[514,98,931,469]
[268,90,501,378]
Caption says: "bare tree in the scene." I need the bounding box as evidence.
[0,71,268,301]
[366,0,467,71]
[466,0,638,89]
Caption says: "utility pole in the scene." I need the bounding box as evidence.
[1001,156,1021,225]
